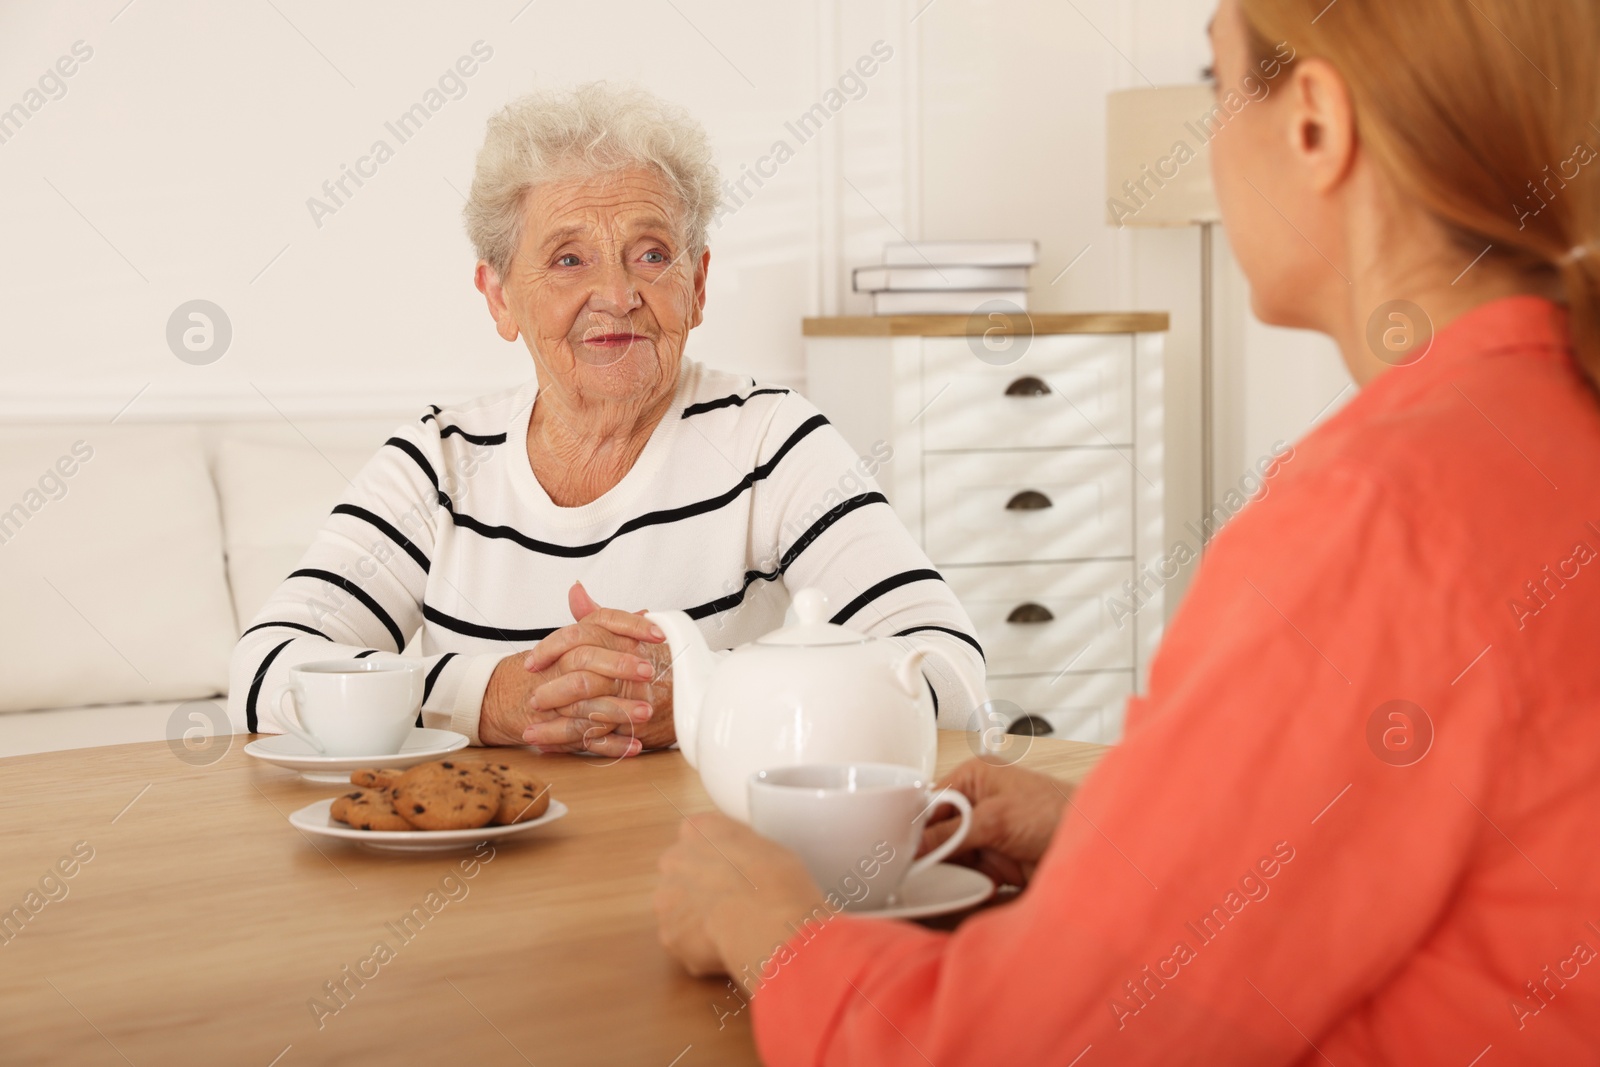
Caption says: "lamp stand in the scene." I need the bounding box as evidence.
[1199,220,1215,554]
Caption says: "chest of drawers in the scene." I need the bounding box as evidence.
[803,313,1168,743]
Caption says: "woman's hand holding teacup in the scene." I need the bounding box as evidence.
[478,582,674,755]
[919,760,1072,889]
[655,811,826,979]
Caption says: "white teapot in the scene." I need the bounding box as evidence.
[647,588,937,822]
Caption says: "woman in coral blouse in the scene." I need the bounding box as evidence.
[655,0,1600,1061]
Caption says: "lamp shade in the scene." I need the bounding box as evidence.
[1106,85,1223,229]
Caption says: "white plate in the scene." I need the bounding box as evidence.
[244,727,470,783]
[288,796,569,853]
[852,863,996,921]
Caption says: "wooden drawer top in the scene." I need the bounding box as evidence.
[802,312,1170,337]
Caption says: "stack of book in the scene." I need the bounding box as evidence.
[852,240,1038,315]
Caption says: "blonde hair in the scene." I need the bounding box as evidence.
[1239,0,1600,388]
[463,81,720,278]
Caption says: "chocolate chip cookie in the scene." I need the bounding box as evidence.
[391,760,499,831]
[350,767,405,789]
[478,760,552,825]
[330,787,413,832]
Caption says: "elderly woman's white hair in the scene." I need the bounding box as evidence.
[463,81,721,278]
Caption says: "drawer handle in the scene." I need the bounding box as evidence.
[1006,602,1055,624]
[1005,490,1053,511]
[1007,714,1055,736]
[1004,376,1052,397]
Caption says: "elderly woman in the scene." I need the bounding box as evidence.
[229,83,984,756]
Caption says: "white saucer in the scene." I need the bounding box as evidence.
[288,796,569,853]
[853,863,996,921]
[244,727,471,783]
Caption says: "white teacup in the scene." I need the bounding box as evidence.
[269,659,424,756]
[748,763,975,911]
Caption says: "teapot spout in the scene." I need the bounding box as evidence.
[644,610,713,766]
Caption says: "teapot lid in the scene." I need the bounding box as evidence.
[757,588,868,647]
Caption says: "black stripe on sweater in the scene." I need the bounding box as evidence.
[683,573,778,621]
[444,426,507,445]
[423,604,558,643]
[781,493,885,570]
[422,416,507,446]
[681,387,790,419]
[423,652,456,702]
[391,415,832,560]
[681,492,887,620]
[419,651,458,726]
[331,504,431,573]
[894,624,986,662]
[830,569,945,626]
[385,437,441,493]
[245,638,295,733]
[288,568,406,652]
[241,620,329,641]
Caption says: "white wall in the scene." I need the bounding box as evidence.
[0,0,913,418]
[0,0,1352,616]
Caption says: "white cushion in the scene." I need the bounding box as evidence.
[0,426,238,713]
[0,696,245,759]
[212,436,378,629]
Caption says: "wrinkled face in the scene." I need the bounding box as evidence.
[491,165,708,406]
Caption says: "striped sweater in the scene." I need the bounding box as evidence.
[228,360,986,743]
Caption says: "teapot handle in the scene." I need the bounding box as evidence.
[893,648,928,699]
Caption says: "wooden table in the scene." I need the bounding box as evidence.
[0,731,1105,1066]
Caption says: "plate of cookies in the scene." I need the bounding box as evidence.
[288,758,567,852]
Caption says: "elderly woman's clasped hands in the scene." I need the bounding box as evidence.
[478,581,675,757]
